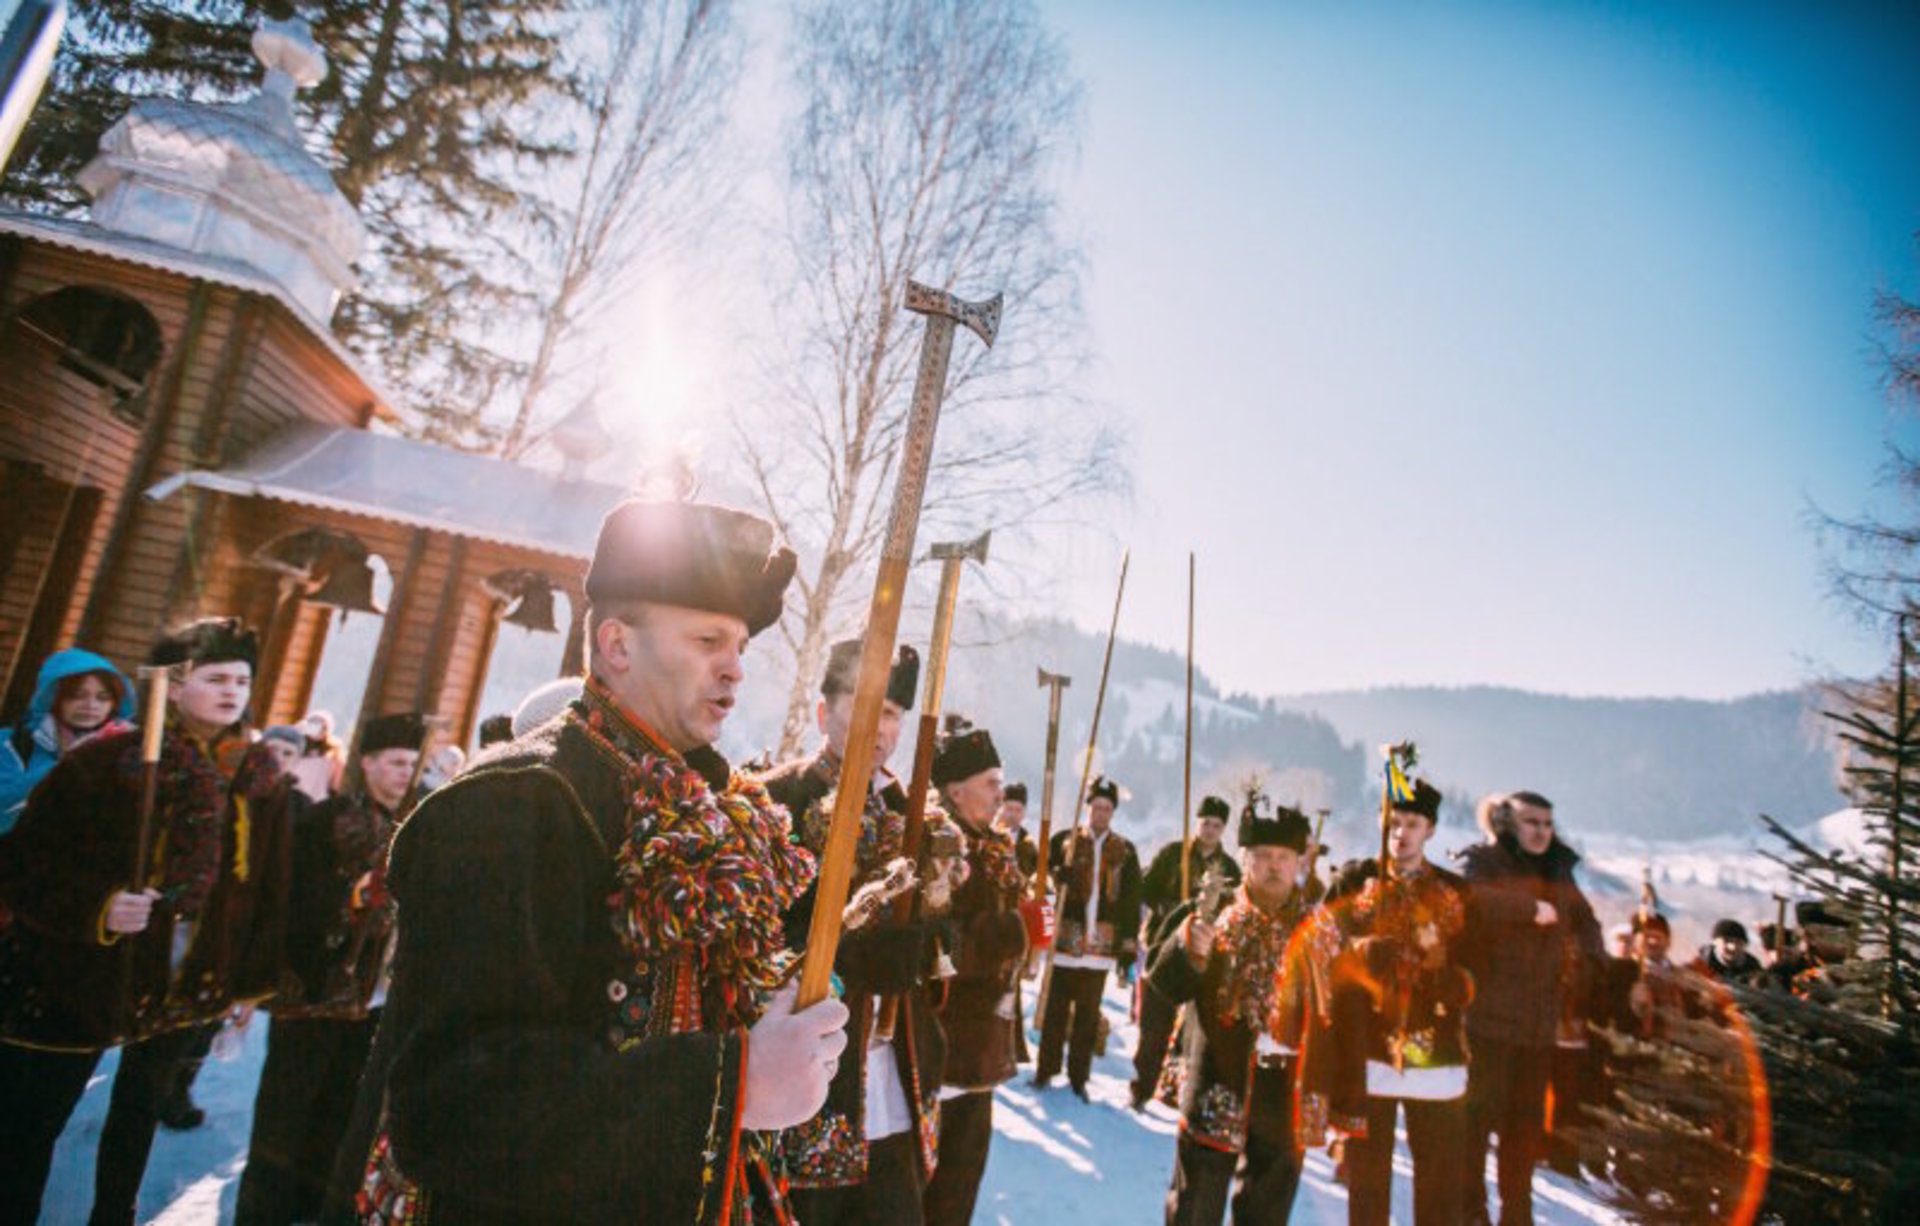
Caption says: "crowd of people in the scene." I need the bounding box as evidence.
[0,496,1826,1226]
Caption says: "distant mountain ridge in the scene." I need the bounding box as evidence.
[717,615,1846,850]
[1266,684,1842,842]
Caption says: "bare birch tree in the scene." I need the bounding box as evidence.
[736,0,1127,755]
[500,0,741,459]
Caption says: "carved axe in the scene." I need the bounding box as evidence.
[797,282,1002,1010]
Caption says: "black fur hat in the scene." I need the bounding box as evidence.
[822,639,919,710]
[932,727,1000,787]
[585,500,796,637]
[1393,777,1443,823]
[361,712,427,756]
[1239,799,1311,852]
[1197,794,1230,822]
[149,616,258,671]
[1003,781,1028,804]
[1086,775,1120,806]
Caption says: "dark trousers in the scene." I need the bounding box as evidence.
[1165,1067,1300,1226]
[235,1014,379,1225]
[922,1090,993,1226]
[788,1130,925,1226]
[1348,1094,1466,1226]
[0,1027,204,1226]
[1463,1037,1552,1226]
[1545,1043,1599,1171]
[163,1021,219,1115]
[1131,981,1179,1103]
[1036,965,1105,1089]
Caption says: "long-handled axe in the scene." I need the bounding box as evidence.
[797,282,1002,1010]
[874,529,990,1040]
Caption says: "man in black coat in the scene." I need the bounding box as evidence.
[1456,791,1603,1226]
[1133,794,1241,1109]
[333,500,849,1225]
[923,725,1028,1226]
[1150,801,1313,1226]
[1037,775,1143,1099]
[761,639,950,1226]
[235,711,425,1225]
[0,618,291,1226]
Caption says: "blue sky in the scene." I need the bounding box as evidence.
[1018,0,1920,698]
[616,2,1920,701]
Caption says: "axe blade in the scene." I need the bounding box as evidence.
[931,529,991,567]
[1037,667,1071,690]
[907,280,1003,348]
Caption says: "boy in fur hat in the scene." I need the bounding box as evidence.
[236,711,428,1224]
[1300,777,1473,1226]
[0,617,292,1226]
[1037,774,1143,1099]
[923,724,1028,1226]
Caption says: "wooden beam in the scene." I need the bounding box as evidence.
[414,535,467,714]
[164,293,265,622]
[351,528,426,755]
[78,281,213,644]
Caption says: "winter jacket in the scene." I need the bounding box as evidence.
[0,727,292,1050]
[1455,833,1603,1049]
[0,649,134,831]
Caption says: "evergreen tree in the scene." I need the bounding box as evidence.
[2,0,572,444]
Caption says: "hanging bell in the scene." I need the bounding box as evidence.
[501,580,558,634]
[307,555,384,617]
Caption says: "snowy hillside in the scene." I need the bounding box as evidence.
[44,982,1624,1224]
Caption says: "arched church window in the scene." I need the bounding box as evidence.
[15,286,163,414]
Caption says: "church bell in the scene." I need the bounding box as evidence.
[307,553,384,617]
[501,579,558,634]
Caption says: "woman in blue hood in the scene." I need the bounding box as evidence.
[0,648,135,830]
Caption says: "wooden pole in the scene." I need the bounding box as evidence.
[796,283,1000,1009]
[1057,551,1129,891]
[1180,552,1195,904]
[875,534,985,1041]
[1032,668,1071,902]
[123,664,170,1028]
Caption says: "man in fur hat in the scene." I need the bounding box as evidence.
[341,501,848,1225]
[1133,794,1242,1110]
[1150,799,1314,1226]
[1302,777,1472,1225]
[1037,775,1142,1099]
[923,724,1029,1226]
[0,617,291,1226]
[236,711,427,1224]
[994,781,1039,878]
[1457,791,1602,1226]
[760,640,953,1225]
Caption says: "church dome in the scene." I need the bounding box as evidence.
[77,18,363,320]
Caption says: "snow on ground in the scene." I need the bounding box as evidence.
[42,983,1624,1224]
[977,978,1624,1225]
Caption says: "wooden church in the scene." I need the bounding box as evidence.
[0,18,624,748]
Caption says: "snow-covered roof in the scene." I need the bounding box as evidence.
[146,422,630,562]
[75,18,362,320]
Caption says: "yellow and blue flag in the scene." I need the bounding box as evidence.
[1385,758,1415,806]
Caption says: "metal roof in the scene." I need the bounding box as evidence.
[146,422,629,562]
